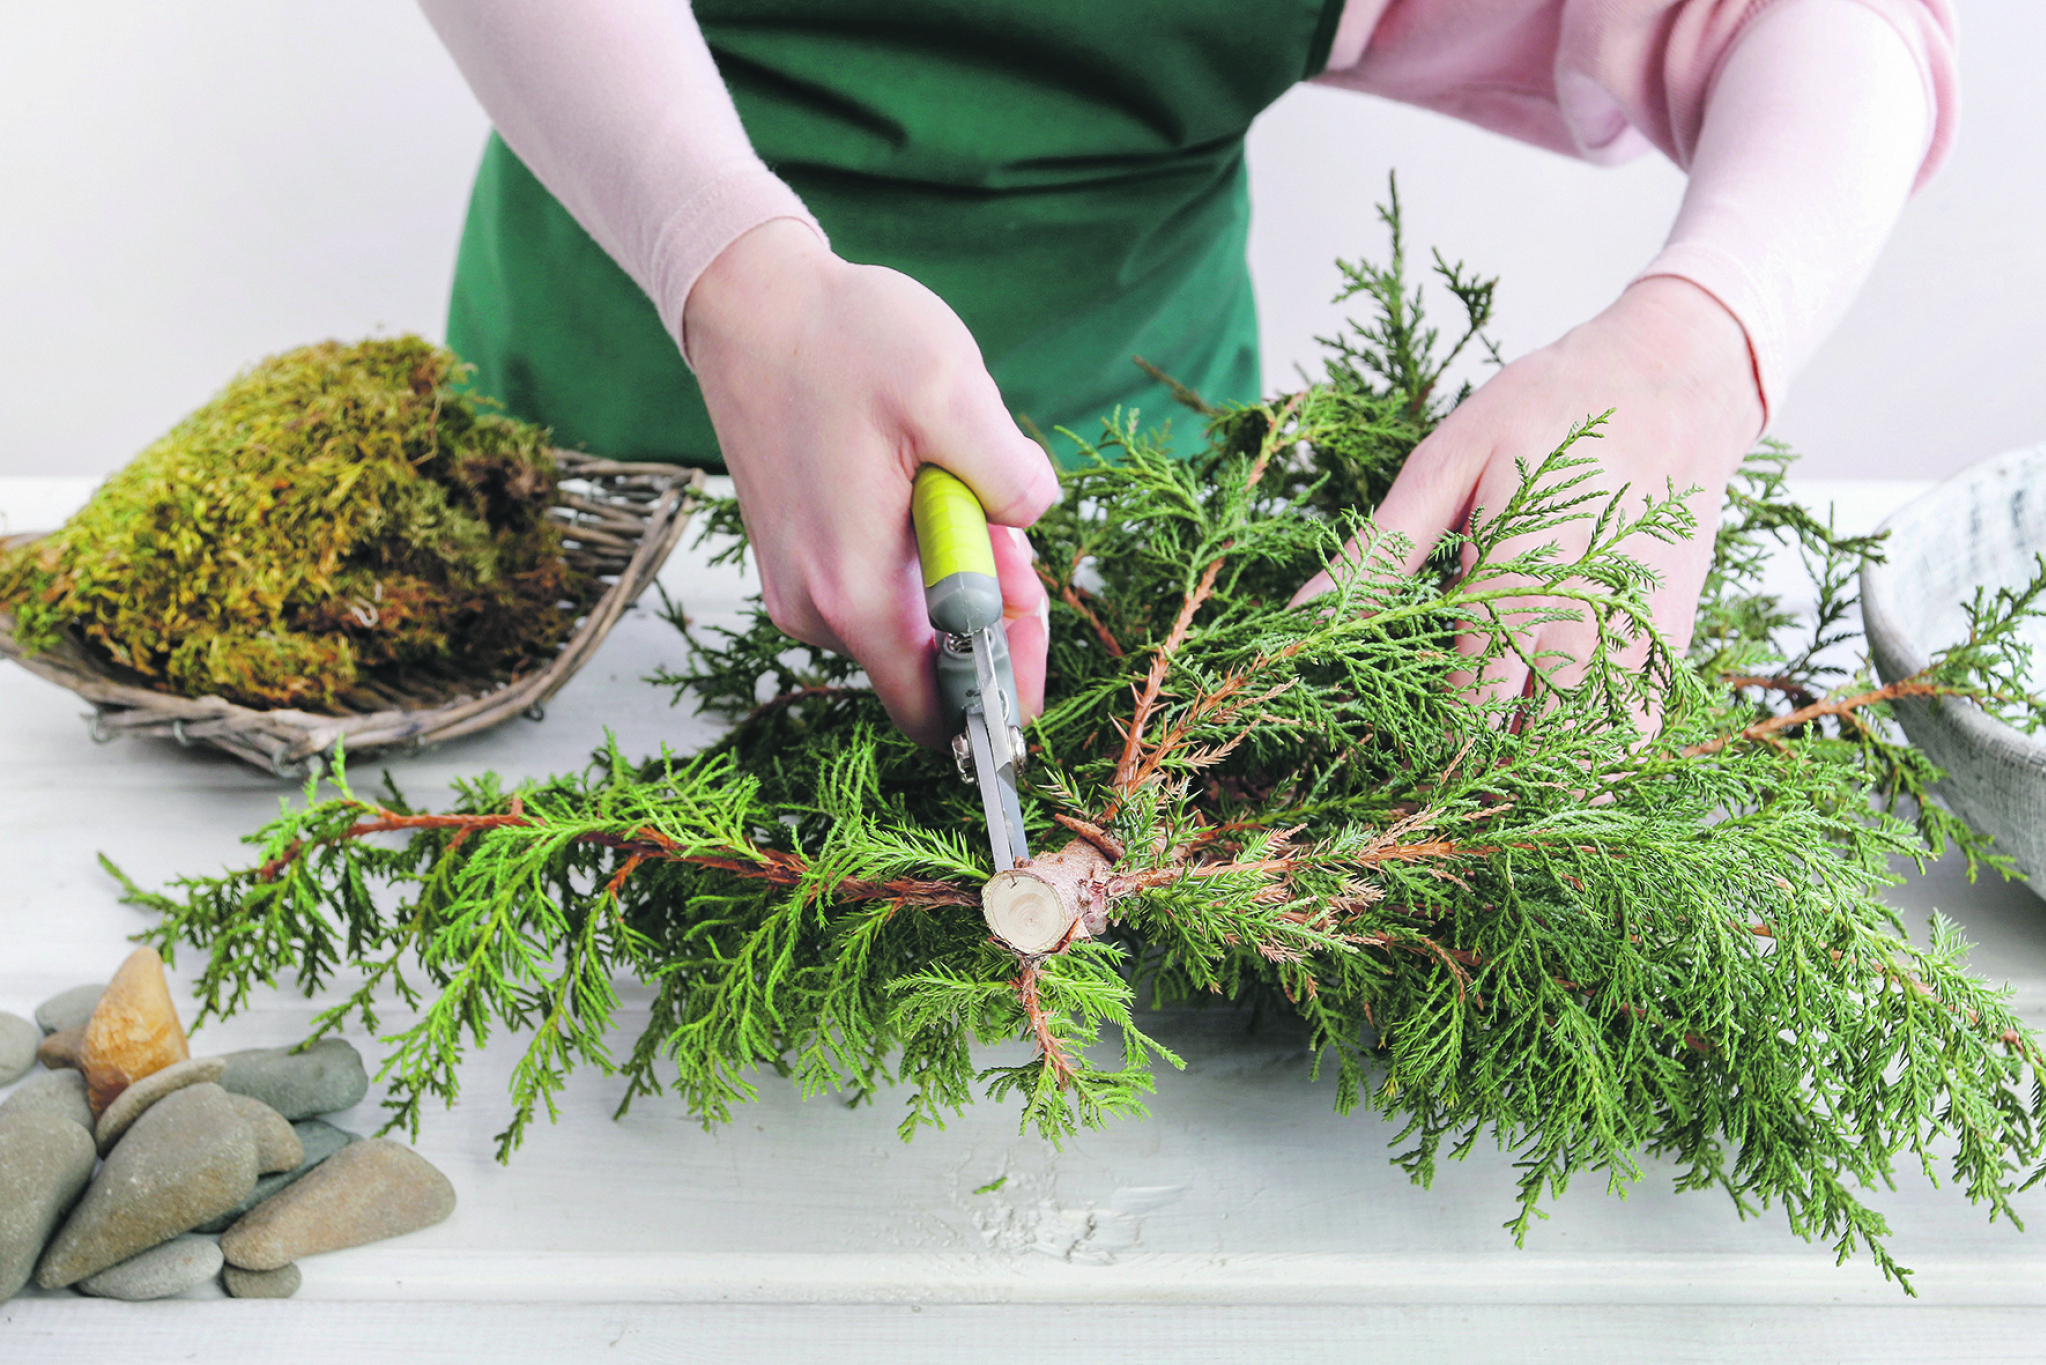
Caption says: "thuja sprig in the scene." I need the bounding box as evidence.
[118,185,2046,1292]
[1687,445,2046,877]
[1318,171,1499,423]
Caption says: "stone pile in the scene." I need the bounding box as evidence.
[0,948,456,1302]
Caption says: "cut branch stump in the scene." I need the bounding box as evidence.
[981,839,1112,956]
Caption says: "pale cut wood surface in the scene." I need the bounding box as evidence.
[10,476,2046,1363]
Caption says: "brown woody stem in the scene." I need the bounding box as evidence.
[258,802,977,913]
[1684,677,1953,758]
[1013,962,1077,1088]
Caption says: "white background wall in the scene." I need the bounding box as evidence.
[2,2,2039,483]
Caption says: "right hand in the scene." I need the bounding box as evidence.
[683,219,1060,748]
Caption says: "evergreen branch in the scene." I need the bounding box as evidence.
[248,792,980,914]
[737,684,869,729]
[1052,813,1126,860]
[1013,962,1077,1089]
[1684,676,1956,758]
[122,180,2046,1290]
[1111,393,1302,792]
[1113,557,1226,790]
[1036,560,1125,658]
[1132,354,1221,417]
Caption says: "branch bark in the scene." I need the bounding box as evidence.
[258,802,979,913]
[1684,677,1952,757]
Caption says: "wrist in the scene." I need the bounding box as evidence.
[682,218,836,369]
[1608,276,1766,445]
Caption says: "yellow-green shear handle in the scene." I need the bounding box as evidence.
[912,466,998,589]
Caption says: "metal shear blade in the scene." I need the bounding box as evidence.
[965,705,1029,872]
[961,630,1029,870]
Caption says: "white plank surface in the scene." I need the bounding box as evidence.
[9,475,2046,1362]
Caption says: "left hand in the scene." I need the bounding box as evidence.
[1290,275,1766,708]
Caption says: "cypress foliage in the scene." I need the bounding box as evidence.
[119,196,2046,1291]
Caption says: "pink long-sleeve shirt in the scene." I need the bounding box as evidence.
[418,0,1957,425]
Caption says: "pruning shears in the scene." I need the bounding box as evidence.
[910,465,1031,872]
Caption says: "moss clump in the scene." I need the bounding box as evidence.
[0,337,591,710]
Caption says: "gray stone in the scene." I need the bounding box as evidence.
[224,1094,303,1174]
[36,1082,257,1288]
[76,1234,222,1301]
[33,985,103,1037]
[221,1139,453,1271]
[194,1121,357,1234]
[214,1037,367,1120]
[0,1113,97,1300]
[0,1013,36,1086]
[222,1261,301,1299]
[94,1056,226,1155]
[0,1070,92,1132]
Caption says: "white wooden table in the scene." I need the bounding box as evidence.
[6,477,2046,1363]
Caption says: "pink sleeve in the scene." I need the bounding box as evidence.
[415,0,825,366]
[1318,0,1958,421]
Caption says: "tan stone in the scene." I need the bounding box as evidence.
[78,947,189,1118]
[36,1025,84,1072]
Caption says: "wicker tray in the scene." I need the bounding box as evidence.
[0,452,703,776]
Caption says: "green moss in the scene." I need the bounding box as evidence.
[0,337,591,710]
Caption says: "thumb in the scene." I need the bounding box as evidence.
[920,375,1061,528]
[1365,431,1486,578]
[1287,437,1481,607]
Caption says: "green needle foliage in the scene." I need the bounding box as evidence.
[120,196,2046,1292]
[1691,440,2046,878]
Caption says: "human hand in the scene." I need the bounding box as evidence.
[1290,276,1765,707]
[684,220,1060,747]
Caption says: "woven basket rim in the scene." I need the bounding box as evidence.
[0,450,704,776]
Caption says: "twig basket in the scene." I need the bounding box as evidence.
[0,452,703,776]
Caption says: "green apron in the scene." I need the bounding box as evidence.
[448,0,1344,470]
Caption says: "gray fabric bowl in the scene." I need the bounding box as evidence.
[1859,442,2046,892]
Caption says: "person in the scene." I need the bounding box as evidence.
[417,0,1956,745]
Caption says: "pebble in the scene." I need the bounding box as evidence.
[36,1025,84,1072]
[76,1234,222,1301]
[0,1113,97,1301]
[0,1070,93,1132]
[221,1138,453,1271]
[215,1037,367,1120]
[222,1261,301,1299]
[36,1082,257,1288]
[33,984,105,1037]
[79,947,190,1117]
[0,1012,37,1086]
[195,1120,358,1234]
[225,1094,304,1174]
[95,1056,227,1156]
